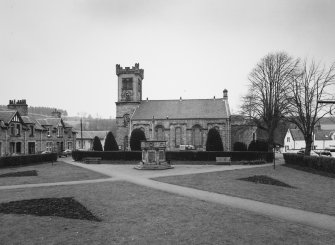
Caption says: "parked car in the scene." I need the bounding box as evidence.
[179,145,195,150]
[325,147,335,157]
[41,150,52,154]
[318,150,332,157]
[59,149,72,158]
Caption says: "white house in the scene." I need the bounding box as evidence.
[76,131,108,150]
[284,128,335,152]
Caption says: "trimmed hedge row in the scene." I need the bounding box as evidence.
[72,151,142,161]
[283,153,335,174]
[72,150,273,162]
[166,151,273,162]
[0,153,58,168]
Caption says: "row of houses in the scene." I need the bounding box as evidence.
[0,100,76,156]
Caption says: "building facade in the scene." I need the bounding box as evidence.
[0,100,76,156]
[115,64,231,151]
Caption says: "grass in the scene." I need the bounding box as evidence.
[153,164,335,216]
[1,181,335,244]
[0,197,101,222]
[0,161,108,186]
[0,170,38,178]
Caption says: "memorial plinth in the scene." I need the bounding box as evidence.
[134,140,173,170]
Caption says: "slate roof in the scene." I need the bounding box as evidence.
[289,128,335,141]
[77,131,108,140]
[0,111,16,124]
[132,99,229,120]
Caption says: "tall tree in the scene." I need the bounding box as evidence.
[130,129,146,151]
[104,131,119,151]
[287,60,335,155]
[92,136,103,151]
[206,128,223,151]
[241,52,299,151]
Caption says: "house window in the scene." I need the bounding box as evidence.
[46,142,53,152]
[10,124,15,136]
[175,127,182,147]
[287,137,290,142]
[16,142,21,154]
[47,128,51,137]
[30,125,34,137]
[67,142,73,150]
[57,127,63,137]
[28,142,35,154]
[16,124,21,136]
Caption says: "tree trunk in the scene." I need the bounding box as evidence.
[305,135,313,156]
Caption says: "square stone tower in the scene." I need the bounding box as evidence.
[115,63,144,150]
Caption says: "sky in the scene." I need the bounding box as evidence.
[1,0,335,118]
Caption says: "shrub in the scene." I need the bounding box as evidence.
[0,153,57,168]
[104,131,118,151]
[206,128,223,151]
[283,153,335,174]
[248,140,269,152]
[130,129,146,151]
[233,142,247,151]
[92,136,103,151]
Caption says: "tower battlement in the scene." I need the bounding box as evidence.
[116,63,144,79]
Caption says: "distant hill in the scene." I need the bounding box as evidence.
[64,117,116,133]
[0,105,68,117]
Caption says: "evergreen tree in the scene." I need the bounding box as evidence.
[130,129,146,151]
[248,140,268,152]
[206,128,223,151]
[104,131,119,151]
[233,142,247,151]
[92,136,103,151]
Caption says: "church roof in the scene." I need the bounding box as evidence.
[132,99,230,120]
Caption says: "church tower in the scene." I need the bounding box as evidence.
[115,63,144,150]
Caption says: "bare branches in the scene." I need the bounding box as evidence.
[240,52,299,150]
[286,59,335,155]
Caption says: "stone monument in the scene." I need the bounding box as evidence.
[134,140,173,170]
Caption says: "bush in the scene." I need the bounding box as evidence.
[206,128,223,151]
[92,136,103,151]
[104,131,118,151]
[130,129,146,151]
[248,140,269,152]
[72,150,142,161]
[166,151,273,162]
[233,142,247,151]
[0,153,58,168]
[283,153,335,173]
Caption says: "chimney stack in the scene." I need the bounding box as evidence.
[7,99,28,116]
[223,89,228,100]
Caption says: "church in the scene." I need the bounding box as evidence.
[115,63,231,151]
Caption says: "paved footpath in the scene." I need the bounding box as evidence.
[62,159,335,232]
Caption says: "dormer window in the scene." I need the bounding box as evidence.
[10,124,15,136]
[47,127,51,137]
[57,127,63,137]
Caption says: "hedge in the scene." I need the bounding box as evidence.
[166,151,273,162]
[72,150,142,161]
[72,150,273,162]
[0,153,58,168]
[283,153,335,174]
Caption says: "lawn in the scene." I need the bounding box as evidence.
[153,164,335,216]
[0,160,108,186]
[1,181,335,244]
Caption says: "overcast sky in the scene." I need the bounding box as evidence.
[1,0,335,118]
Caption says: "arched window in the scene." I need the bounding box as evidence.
[175,127,182,147]
[192,125,202,147]
[155,126,164,141]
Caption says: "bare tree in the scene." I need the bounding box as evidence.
[287,60,335,155]
[241,52,299,151]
